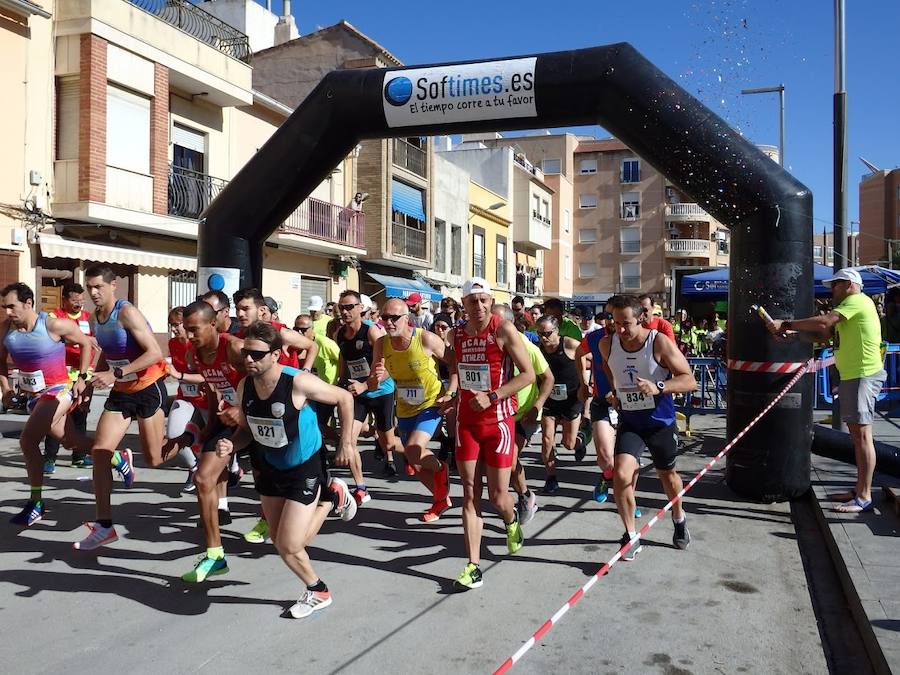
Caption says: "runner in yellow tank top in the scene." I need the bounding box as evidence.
[369,298,454,522]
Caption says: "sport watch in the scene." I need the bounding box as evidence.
[113,366,124,380]
[656,381,666,393]
[487,390,499,404]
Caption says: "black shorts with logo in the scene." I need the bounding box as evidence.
[613,420,679,470]
[104,378,169,420]
[254,450,325,505]
[353,391,395,431]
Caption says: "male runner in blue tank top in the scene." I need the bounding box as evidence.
[598,295,697,561]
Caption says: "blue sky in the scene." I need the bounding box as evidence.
[262,0,897,237]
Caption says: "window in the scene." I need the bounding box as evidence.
[473,228,485,277]
[541,199,550,222]
[621,227,640,253]
[620,262,640,290]
[813,245,822,258]
[542,158,561,174]
[827,246,834,260]
[621,191,640,219]
[564,254,571,280]
[496,236,507,285]
[300,276,328,313]
[579,194,598,209]
[621,159,640,183]
[532,193,541,220]
[57,77,79,160]
[434,219,446,273]
[451,225,462,275]
[168,271,197,309]
[579,228,597,244]
[564,209,571,233]
[579,159,598,174]
[579,262,597,278]
[172,124,206,173]
[106,84,150,174]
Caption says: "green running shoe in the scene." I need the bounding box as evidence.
[243,518,269,544]
[182,555,228,583]
[506,519,524,554]
[454,562,483,590]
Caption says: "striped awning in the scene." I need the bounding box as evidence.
[39,234,196,271]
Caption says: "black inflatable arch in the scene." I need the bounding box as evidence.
[199,43,813,501]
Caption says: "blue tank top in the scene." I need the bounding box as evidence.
[3,312,69,390]
[243,366,322,470]
[584,328,612,398]
[94,299,143,361]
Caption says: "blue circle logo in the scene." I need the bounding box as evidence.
[208,273,225,291]
[384,77,413,106]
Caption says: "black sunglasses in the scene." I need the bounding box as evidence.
[382,313,407,323]
[339,303,358,311]
[537,330,555,337]
[240,347,276,361]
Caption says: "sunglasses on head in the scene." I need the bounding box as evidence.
[240,347,276,361]
[382,313,407,323]
[339,303,358,311]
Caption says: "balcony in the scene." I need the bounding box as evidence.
[127,0,251,63]
[168,164,227,220]
[514,154,544,180]
[531,209,551,225]
[392,138,427,178]
[392,220,427,260]
[665,203,713,223]
[665,239,711,258]
[280,197,365,249]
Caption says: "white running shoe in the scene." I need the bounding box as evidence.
[289,589,332,618]
[329,477,357,522]
[73,522,118,550]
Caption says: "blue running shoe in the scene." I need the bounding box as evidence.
[634,506,642,518]
[43,460,56,475]
[182,555,229,583]
[72,455,93,468]
[113,449,135,488]
[10,500,44,527]
[592,478,609,503]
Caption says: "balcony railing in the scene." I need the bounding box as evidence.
[392,220,427,260]
[514,154,544,179]
[392,138,427,177]
[665,203,712,219]
[127,0,251,63]
[532,209,551,225]
[280,197,365,249]
[665,239,711,256]
[168,164,227,219]
[516,265,541,295]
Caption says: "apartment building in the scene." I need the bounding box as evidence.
[471,133,577,300]
[252,21,442,304]
[859,166,900,265]
[468,182,512,304]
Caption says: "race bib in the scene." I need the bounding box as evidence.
[399,385,425,405]
[78,320,90,334]
[458,363,490,392]
[619,388,655,412]
[347,357,370,379]
[247,415,288,448]
[106,359,137,382]
[179,382,200,398]
[216,385,237,405]
[19,370,46,393]
[550,383,568,401]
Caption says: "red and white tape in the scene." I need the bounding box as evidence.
[727,356,834,374]
[494,357,817,675]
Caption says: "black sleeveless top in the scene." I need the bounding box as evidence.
[540,338,581,397]
[337,323,374,383]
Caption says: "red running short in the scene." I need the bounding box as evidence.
[455,416,515,469]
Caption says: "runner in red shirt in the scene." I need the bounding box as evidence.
[639,294,676,342]
[232,288,316,369]
[445,277,536,590]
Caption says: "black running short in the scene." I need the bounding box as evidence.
[200,423,237,453]
[614,420,679,470]
[353,391,395,431]
[254,450,325,505]
[590,398,613,424]
[542,395,584,421]
[104,378,169,420]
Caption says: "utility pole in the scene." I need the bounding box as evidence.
[832,0,847,430]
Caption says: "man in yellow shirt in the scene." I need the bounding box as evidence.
[369,297,453,522]
[307,296,332,337]
[769,268,885,513]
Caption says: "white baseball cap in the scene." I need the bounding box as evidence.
[307,295,324,311]
[360,294,374,311]
[462,277,491,298]
[823,268,863,288]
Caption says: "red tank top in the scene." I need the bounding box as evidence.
[236,321,299,368]
[454,314,516,424]
[169,337,208,408]
[52,307,94,370]
[193,334,243,408]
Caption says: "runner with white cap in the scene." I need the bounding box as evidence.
[307,296,331,337]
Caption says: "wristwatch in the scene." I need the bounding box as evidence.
[656,380,666,393]
[487,390,499,404]
[113,366,124,380]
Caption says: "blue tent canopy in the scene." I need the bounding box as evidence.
[367,272,442,302]
[682,264,900,297]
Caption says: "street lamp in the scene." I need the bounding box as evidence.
[740,85,785,166]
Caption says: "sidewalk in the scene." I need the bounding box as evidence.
[810,412,900,675]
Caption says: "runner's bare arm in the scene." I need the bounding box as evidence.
[534,367,555,412]
[564,336,581,358]
[420,329,447,361]
[575,343,592,399]
[651,333,698,395]
[48,316,94,375]
[115,304,164,375]
[495,319,535,400]
[597,335,620,407]
[224,335,246,374]
[0,331,10,402]
[367,336,386,391]
[280,327,318,369]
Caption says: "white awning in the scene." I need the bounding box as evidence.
[39,234,196,271]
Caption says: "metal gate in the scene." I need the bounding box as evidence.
[168,271,197,309]
[300,276,328,314]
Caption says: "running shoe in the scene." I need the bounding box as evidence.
[10,500,44,527]
[181,555,228,583]
[673,518,691,550]
[454,562,483,590]
[43,460,56,475]
[541,476,559,495]
[634,506,642,518]
[372,442,385,462]
[383,461,398,478]
[113,449,135,488]
[506,518,524,554]
[182,469,197,494]
[592,478,609,503]
[72,455,93,468]
[574,440,587,463]
[244,518,269,544]
[516,491,538,526]
[227,466,244,489]
[420,497,452,523]
[619,532,641,562]
[352,486,371,506]
[329,477,357,522]
[289,589,332,618]
[73,522,118,550]
[218,508,232,526]
[403,461,416,477]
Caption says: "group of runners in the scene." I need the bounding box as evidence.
[0,270,697,616]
